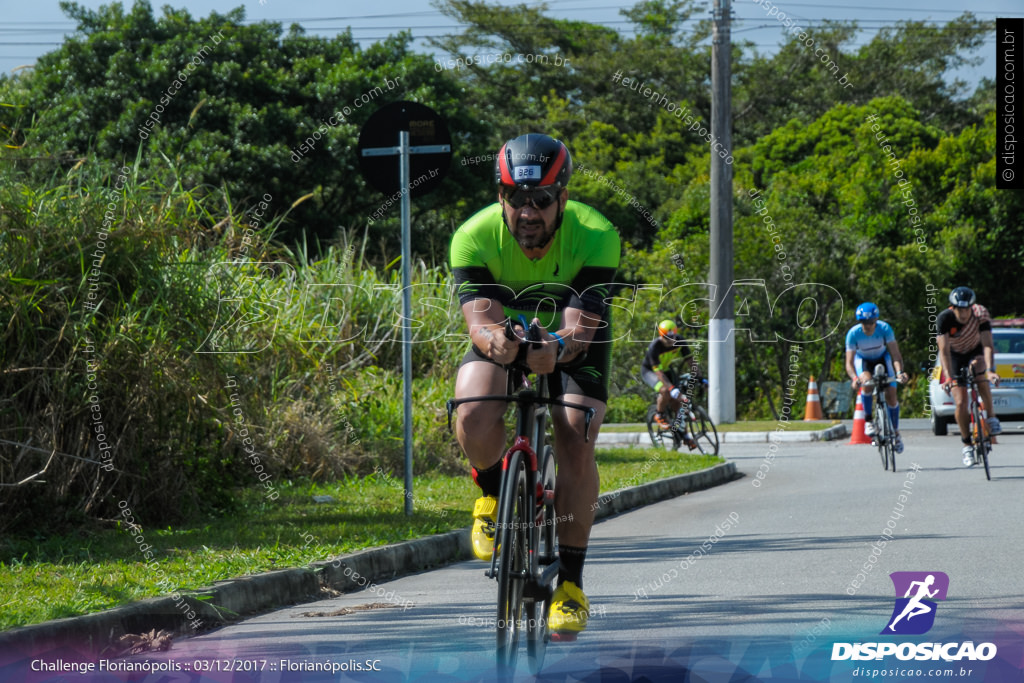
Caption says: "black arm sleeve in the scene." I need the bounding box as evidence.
[453,266,512,307]
[567,266,618,316]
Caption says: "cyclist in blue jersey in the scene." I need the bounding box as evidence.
[845,303,910,453]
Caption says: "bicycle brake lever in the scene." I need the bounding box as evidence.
[445,399,455,432]
[584,407,595,443]
[524,317,543,350]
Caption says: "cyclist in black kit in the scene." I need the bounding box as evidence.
[936,286,1002,466]
[641,320,700,446]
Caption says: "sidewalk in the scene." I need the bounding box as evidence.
[597,422,849,446]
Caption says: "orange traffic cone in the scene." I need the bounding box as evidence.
[804,375,823,421]
[848,392,873,445]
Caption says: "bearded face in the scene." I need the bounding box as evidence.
[499,187,567,255]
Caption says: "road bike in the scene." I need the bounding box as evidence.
[955,367,993,480]
[446,320,595,676]
[860,363,905,472]
[646,372,719,455]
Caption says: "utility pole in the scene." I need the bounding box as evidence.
[709,0,736,424]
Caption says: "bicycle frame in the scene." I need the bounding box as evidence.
[669,375,701,430]
[645,372,719,455]
[446,341,596,674]
[447,371,594,572]
[865,364,896,472]
[956,367,992,480]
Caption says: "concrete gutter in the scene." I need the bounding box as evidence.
[0,462,739,657]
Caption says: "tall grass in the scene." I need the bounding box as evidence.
[0,152,696,537]
[0,157,467,535]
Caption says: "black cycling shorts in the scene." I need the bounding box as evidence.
[459,325,611,403]
[950,344,985,386]
[641,367,678,392]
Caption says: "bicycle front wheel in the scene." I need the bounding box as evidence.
[527,445,557,674]
[496,450,529,676]
[689,406,720,456]
[873,401,889,471]
[882,404,896,472]
[975,407,992,481]
[886,427,896,473]
[645,405,670,449]
[980,436,991,480]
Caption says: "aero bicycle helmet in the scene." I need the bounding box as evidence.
[855,302,879,322]
[658,319,679,338]
[949,286,976,308]
[495,134,572,189]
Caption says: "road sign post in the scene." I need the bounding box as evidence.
[358,102,451,516]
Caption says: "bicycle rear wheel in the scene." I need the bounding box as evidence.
[496,450,529,676]
[645,405,671,449]
[688,406,719,455]
[527,445,557,674]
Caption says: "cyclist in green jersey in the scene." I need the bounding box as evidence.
[642,320,699,448]
[450,133,621,638]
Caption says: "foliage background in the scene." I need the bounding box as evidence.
[1,0,1021,532]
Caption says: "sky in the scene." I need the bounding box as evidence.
[0,0,1017,89]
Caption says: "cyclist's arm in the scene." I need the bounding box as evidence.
[979,328,999,383]
[555,306,602,364]
[936,333,955,388]
[935,310,958,388]
[885,339,907,378]
[460,299,520,365]
[561,256,618,363]
[845,349,859,387]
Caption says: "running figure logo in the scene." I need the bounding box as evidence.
[882,571,949,635]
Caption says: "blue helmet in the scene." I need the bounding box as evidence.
[856,302,880,321]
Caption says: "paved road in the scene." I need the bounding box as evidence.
[123,428,1024,680]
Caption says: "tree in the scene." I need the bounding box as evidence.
[0,1,485,262]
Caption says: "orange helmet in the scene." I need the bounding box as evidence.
[657,319,678,338]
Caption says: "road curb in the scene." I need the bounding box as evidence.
[597,423,848,445]
[590,461,738,519]
[0,462,737,656]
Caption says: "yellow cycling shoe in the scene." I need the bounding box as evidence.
[471,495,498,561]
[548,580,589,641]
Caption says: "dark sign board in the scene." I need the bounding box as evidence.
[357,101,452,198]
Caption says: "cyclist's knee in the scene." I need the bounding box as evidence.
[456,402,504,434]
[553,417,602,451]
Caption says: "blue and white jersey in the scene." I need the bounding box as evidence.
[845,320,895,360]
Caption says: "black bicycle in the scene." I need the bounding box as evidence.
[447,320,595,676]
[645,372,719,455]
[860,363,904,472]
[955,366,993,480]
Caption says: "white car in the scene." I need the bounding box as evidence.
[928,321,1024,436]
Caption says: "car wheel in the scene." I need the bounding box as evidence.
[931,412,948,436]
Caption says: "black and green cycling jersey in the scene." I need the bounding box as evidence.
[642,337,692,373]
[449,200,620,325]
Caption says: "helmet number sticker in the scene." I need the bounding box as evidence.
[514,165,542,181]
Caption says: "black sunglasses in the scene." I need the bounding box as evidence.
[501,186,560,210]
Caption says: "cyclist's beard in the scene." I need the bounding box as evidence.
[510,209,562,251]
